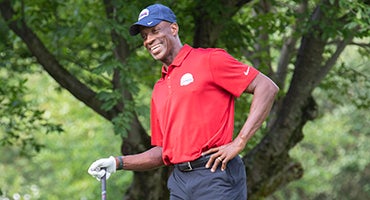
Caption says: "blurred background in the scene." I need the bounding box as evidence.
[1,0,369,199]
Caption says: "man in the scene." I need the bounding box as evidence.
[88,3,279,200]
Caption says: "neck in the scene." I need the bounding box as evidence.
[162,43,183,70]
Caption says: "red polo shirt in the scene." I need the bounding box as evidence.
[151,44,259,165]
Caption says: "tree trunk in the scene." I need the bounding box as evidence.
[244,1,353,198]
[192,0,252,47]
[123,168,170,200]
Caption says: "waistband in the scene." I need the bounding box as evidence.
[175,154,211,172]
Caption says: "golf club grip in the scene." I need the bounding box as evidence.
[101,168,107,200]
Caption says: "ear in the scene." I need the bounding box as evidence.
[170,23,179,36]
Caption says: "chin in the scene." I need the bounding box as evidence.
[151,54,160,61]
[151,53,164,61]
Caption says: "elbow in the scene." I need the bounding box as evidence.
[272,83,279,96]
[268,80,279,98]
[248,73,280,98]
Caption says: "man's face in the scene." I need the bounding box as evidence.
[140,21,176,62]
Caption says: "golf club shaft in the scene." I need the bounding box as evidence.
[101,168,107,200]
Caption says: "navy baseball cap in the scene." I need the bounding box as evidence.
[129,4,177,36]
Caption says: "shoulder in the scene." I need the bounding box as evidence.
[191,46,227,54]
[190,47,230,61]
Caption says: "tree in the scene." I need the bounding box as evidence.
[0,0,369,199]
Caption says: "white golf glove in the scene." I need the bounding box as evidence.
[88,156,116,181]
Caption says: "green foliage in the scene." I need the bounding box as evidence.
[319,43,370,110]
[97,90,122,111]
[0,73,132,199]
[111,101,135,138]
[267,44,370,200]
[339,0,370,38]
[0,68,63,156]
[268,105,370,200]
[133,84,152,133]
[0,12,64,154]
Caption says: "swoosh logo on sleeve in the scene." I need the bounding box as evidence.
[244,67,250,76]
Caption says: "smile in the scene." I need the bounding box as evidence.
[150,44,162,55]
[151,44,161,51]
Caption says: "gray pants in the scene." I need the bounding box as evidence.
[168,156,247,200]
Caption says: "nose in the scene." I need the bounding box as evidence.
[144,33,155,46]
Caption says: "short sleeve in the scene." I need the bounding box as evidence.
[209,49,259,97]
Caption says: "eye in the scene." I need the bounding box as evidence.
[141,33,147,40]
[152,27,160,34]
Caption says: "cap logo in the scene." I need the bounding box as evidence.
[138,9,149,21]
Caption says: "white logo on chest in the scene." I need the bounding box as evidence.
[180,73,194,86]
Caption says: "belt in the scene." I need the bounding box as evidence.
[175,154,211,172]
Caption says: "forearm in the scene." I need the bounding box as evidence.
[237,73,279,145]
[116,146,164,171]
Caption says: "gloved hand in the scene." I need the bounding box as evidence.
[88,156,116,181]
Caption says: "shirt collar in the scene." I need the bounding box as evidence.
[161,44,192,77]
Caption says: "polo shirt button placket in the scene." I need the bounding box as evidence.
[167,76,172,93]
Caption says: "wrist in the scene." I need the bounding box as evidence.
[115,156,124,170]
[235,136,247,151]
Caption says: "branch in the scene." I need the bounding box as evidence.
[327,40,370,49]
[236,0,253,7]
[0,0,117,120]
[350,41,370,48]
[248,157,304,198]
[276,1,307,88]
[103,0,150,155]
[103,0,131,101]
[316,36,354,85]
[250,0,272,70]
